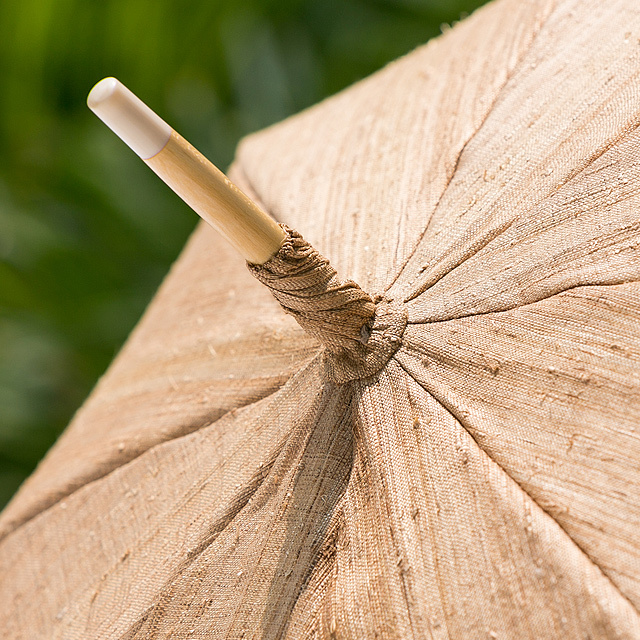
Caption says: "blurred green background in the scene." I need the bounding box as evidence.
[0,0,488,509]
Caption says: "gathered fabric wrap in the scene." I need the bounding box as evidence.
[248,225,406,382]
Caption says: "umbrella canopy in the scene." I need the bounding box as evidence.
[2,0,640,636]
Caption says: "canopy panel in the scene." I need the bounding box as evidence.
[2,0,640,637]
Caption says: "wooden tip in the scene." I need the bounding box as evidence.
[88,77,285,264]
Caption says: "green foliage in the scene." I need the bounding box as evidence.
[0,0,488,509]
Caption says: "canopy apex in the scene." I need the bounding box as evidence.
[249,226,407,383]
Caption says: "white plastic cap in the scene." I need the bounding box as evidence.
[87,77,172,159]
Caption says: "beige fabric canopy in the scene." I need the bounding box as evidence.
[2,0,640,636]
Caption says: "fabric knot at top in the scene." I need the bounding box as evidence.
[248,225,407,383]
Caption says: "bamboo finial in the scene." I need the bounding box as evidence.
[87,77,286,265]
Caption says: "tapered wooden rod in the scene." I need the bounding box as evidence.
[87,77,286,265]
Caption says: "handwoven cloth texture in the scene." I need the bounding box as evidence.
[2,0,640,637]
[247,225,377,363]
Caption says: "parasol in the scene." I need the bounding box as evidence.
[2,0,640,637]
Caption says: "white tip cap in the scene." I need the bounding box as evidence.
[87,77,172,159]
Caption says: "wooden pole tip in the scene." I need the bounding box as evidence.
[87,77,171,160]
[87,77,285,264]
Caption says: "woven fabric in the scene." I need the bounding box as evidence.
[2,0,640,637]
[247,226,376,362]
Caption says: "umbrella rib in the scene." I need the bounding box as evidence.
[383,138,467,296]
[116,431,290,639]
[401,115,640,307]
[382,4,555,297]
[392,352,640,620]
[355,369,454,639]
[405,278,640,326]
[0,353,322,543]
[256,389,356,638]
